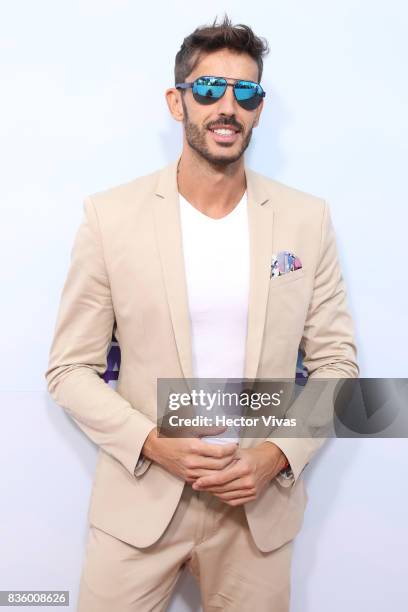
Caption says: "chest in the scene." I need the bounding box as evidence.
[179,198,250,314]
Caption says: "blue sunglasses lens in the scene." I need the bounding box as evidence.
[192,77,264,110]
[193,77,227,104]
[234,81,263,110]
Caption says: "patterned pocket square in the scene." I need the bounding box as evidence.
[270,251,302,278]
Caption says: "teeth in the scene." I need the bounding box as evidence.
[213,128,235,135]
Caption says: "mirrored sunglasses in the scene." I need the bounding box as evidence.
[176,75,266,111]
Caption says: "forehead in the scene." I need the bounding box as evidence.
[188,48,259,82]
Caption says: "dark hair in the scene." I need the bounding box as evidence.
[174,14,270,86]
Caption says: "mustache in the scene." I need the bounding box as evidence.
[207,118,243,132]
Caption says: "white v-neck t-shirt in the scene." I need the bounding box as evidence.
[179,191,250,443]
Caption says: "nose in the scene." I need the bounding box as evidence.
[215,83,239,115]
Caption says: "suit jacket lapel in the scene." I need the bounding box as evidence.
[243,168,274,379]
[152,155,274,385]
[152,154,194,380]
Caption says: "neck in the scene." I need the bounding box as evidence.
[177,147,247,219]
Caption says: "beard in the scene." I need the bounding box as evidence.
[181,96,253,167]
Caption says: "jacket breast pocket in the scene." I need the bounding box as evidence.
[269,267,305,289]
[265,267,309,340]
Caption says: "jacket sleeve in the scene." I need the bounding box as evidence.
[44,196,156,478]
[265,200,360,488]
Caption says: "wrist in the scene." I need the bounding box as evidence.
[142,427,159,462]
[258,441,289,473]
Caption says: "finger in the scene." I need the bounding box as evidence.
[188,454,239,472]
[159,424,229,439]
[186,464,237,480]
[194,462,244,487]
[195,425,229,437]
[194,477,251,494]
[214,488,256,500]
[194,440,239,459]
[188,468,222,479]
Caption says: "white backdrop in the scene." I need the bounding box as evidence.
[1,1,407,610]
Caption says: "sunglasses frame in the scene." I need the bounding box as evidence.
[175,75,266,110]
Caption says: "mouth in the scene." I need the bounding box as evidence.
[207,125,241,144]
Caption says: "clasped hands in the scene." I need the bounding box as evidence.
[142,426,289,506]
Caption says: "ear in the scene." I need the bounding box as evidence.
[165,88,184,122]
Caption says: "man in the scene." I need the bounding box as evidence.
[45,15,359,612]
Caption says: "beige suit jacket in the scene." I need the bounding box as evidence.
[45,154,359,552]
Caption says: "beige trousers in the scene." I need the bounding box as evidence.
[77,485,293,612]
